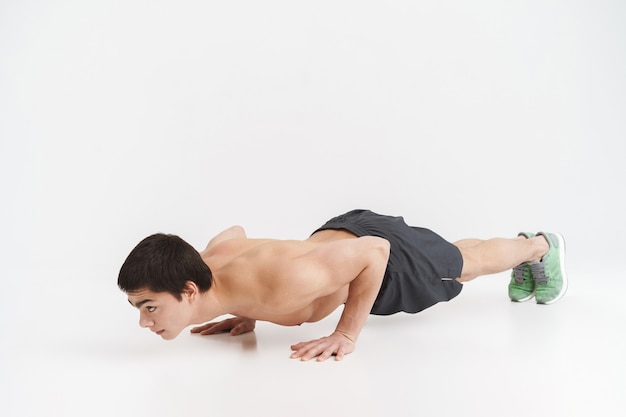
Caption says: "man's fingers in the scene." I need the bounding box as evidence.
[201,323,231,335]
[191,321,232,335]
[230,323,251,335]
[192,318,255,336]
[290,343,313,359]
[291,340,333,361]
[190,323,213,333]
[334,346,345,361]
[316,342,346,362]
[290,342,306,351]
[297,346,323,361]
[316,347,336,362]
[291,334,354,361]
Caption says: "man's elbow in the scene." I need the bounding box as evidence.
[377,237,391,259]
[363,236,390,260]
[229,225,246,238]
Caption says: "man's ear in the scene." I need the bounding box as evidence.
[182,281,199,300]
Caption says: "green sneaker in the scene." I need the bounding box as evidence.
[531,232,568,305]
[508,232,536,302]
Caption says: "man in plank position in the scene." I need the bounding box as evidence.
[118,209,567,361]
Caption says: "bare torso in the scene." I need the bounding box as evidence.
[200,229,358,326]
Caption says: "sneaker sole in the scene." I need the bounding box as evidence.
[510,291,535,303]
[537,232,568,305]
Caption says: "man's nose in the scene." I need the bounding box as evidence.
[139,312,154,328]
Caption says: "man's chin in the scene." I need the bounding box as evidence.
[159,330,180,340]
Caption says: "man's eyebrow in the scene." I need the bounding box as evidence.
[128,299,154,309]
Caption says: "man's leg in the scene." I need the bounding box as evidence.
[453,238,484,249]
[454,236,549,282]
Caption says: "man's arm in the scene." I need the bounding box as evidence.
[290,236,390,362]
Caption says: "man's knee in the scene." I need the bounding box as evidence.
[457,247,480,282]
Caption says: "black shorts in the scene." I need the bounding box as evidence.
[312,209,463,315]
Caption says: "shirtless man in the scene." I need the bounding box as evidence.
[118,209,567,362]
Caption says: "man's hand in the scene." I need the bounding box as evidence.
[290,331,356,362]
[190,317,256,336]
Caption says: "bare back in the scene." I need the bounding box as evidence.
[200,230,361,326]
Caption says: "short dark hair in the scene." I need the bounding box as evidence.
[118,233,212,300]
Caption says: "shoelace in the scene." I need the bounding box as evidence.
[530,261,547,285]
[513,265,527,284]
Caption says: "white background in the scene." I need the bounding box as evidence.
[1,1,625,416]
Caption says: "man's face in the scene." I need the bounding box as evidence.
[127,289,193,340]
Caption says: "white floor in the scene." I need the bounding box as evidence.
[2,262,624,417]
[2,1,625,416]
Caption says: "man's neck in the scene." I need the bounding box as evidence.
[189,287,230,325]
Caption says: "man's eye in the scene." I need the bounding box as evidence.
[147,306,156,313]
